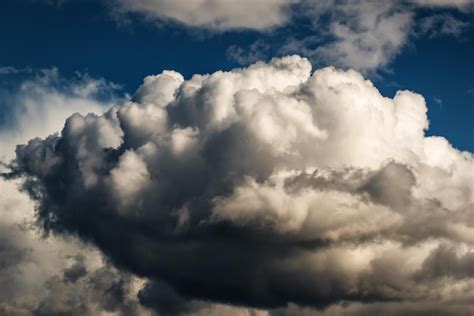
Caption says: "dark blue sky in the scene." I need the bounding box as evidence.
[1,0,473,151]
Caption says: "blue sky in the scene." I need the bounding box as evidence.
[1,0,473,151]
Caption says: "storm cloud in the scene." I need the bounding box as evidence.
[6,56,474,314]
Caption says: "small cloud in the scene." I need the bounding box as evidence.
[0,66,32,75]
[417,14,470,38]
[114,0,293,31]
[226,40,270,65]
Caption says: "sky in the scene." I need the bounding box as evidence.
[0,1,473,316]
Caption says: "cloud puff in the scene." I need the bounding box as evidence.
[7,56,474,314]
[0,67,120,161]
[304,1,413,72]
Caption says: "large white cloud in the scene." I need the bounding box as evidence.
[7,56,473,314]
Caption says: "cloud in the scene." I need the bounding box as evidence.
[417,13,470,38]
[412,0,473,10]
[107,0,472,72]
[0,172,151,316]
[113,0,294,31]
[0,68,150,315]
[219,0,471,72]
[277,0,471,72]
[6,56,473,314]
[227,40,271,66]
[52,0,460,73]
[0,67,121,161]
[301,1,413,72]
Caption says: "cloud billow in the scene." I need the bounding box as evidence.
[9,56,474,314]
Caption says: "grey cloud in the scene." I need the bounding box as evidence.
[359,162,416,212]
[114,0,293,31]
[227,41,271,66]
[417,14,470,38]
[138,280,208,316]
[63,255,88,283]
[284,161,416,212]
[412,0,473,10]
[415,243,474,280]
[0,228,29,271]
[0,250,148,316]
[0,181,147,315]
[270,301,474,316]
[33,266,144,316]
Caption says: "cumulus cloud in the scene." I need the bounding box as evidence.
[6,56,473,314]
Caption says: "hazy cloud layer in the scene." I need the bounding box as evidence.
[6,56,473,314]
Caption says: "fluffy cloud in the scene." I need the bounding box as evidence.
[303,1,413,72]
[0,67,120,161]
[6,56,473,314]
